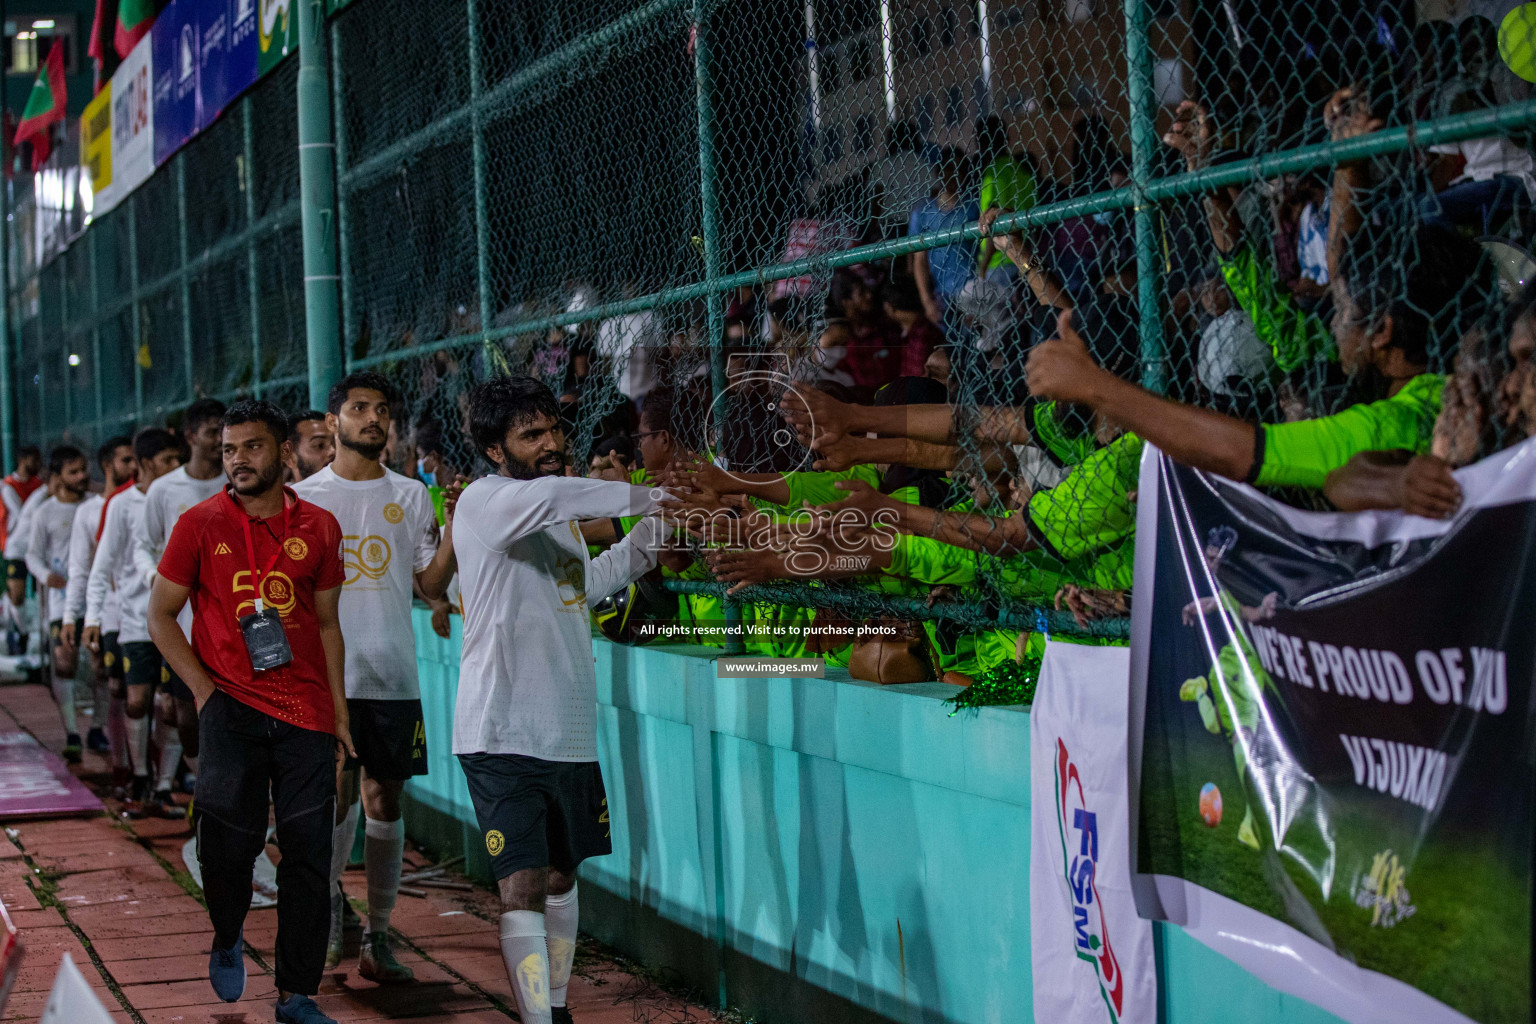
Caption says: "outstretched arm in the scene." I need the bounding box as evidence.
[1028,310,1258,481]
[1323,451,1461,518]
[781,388,1033,447]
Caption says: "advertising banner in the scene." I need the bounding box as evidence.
[109,32,155,200]
[152,0,200,166]
[197,0,259,130]
[1129,441,1536,1024]
[1030,641,1157,1024]
[81,85,114,216]
[256,0,296,78]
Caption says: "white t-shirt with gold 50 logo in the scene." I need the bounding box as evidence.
[295,466,439,700]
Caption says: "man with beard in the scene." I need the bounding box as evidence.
[453,376,669,1024]
[148,400,352,1024]
[134,399,227,796]
[2,445,43,649]
[295,372,456,981]
[288,411,336,482]
[28,446,91,761]
[85,429,184,814]
[62,436,137,758]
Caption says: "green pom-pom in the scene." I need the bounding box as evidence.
[944,654,1042,714]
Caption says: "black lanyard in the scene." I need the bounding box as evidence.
[231,491,290,615]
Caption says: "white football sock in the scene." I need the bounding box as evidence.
[330,801,361,885]
[126,714,149,777]
[51,676,77,736]
[155,736,181,791]
[544,884,579,1008]
[363,816,404,935]
[499,910,551,1024]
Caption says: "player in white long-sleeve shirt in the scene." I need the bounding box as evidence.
[3,455,48,653]
[86,430,182,811]
[453,377,669,1024]
[295,372,457,982]
[132,399,227,791]
[28,446,90,761]
[61,437,136,758]
[2,445,43,646]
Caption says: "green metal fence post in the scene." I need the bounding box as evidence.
[90,233,103,437]
[1124,0,1165,393]
[244,99,263,397]
[128,202,143,423]
[693,0,741,658]
[60,253,70,435]
[466,0,495,366]
[176,158,194,405]
[331,22,355,358]
[0,174,12,469]
[298,0,343,409]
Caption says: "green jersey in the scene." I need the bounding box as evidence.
[1254,374,1444,490]
[978,157,1037,271]
[780,464,884,508]
[1218,241,1335,372]
[1028,434,1142,562]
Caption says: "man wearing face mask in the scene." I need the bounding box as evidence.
[452,376,670,1024]
[413,421,455,487]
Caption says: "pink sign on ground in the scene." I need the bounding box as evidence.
[0,733,102,820]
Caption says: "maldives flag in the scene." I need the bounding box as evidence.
[113,0,156,59]
[14,44,66,171]
[88,0,121,91]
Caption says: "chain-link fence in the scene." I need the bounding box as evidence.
[8,0,1536,670]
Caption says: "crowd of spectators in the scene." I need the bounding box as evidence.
[265,12,1536,686]
[509,11,1529,684]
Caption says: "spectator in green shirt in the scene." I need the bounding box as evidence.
[975,116,1037,283]
[1324,280,1536,518]
[1024,222,1492,492]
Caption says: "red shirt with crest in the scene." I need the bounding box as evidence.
[156,486,345,733]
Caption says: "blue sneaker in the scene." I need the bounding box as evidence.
[274,993,337,1023]
[208,936,246,1002]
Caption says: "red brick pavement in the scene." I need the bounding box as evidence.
[0,683,722,1024]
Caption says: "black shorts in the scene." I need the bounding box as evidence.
[5,559,24,584]
[48,619,76,648]
[345,698,427,781]
[101,631,125,681]
[458,753,611,879]
[122,640,192,700]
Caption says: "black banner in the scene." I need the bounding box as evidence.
[1130,444,1536,1024]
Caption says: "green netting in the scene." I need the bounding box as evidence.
[6,0,1536,670]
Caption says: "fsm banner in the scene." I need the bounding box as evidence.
[1129,441,1536,1024]
[1030,640,1156,1024]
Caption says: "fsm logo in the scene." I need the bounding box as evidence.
[1055,737,1125,1021]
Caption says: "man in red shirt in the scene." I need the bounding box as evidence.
[147,400,355,1024]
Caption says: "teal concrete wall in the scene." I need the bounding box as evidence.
[402,607,1346,1024]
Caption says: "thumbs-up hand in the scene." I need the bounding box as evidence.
[1026,310,1104,404]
